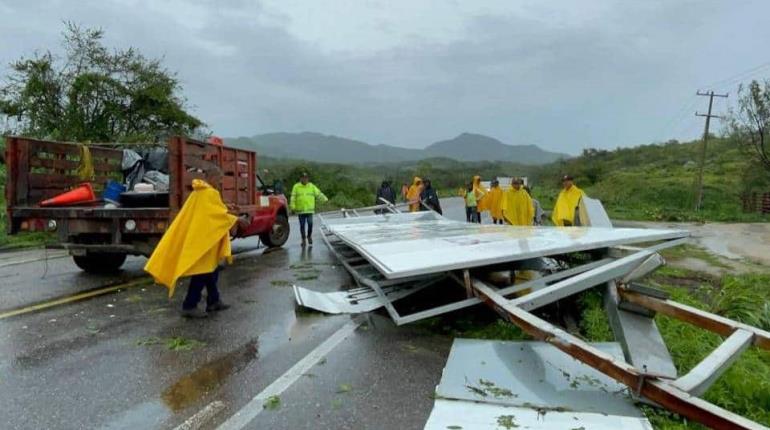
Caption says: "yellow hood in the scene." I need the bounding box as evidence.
[144,180,237,297]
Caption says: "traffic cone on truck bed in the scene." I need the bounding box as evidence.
[40,183,96,206]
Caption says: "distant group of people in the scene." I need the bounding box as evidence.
[376,177,443,214]
[462,176,543,226]
[374,174,583,228]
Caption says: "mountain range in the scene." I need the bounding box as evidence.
[226,132,568,165]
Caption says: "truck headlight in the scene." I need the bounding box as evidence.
[125,219,137,231]
[47,220,57,231]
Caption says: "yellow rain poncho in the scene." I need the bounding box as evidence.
[144,180,237,297]
[486,186,504,220]
[473,176,488,212]
[407,177,423,212]
[502,188,534,226]
[551,185,584,226]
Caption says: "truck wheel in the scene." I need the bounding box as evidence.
[73,253,128,274]
[260,213,290,248]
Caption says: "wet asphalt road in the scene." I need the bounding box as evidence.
[0,198,470,430]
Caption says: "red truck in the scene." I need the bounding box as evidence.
[4,136,290,272]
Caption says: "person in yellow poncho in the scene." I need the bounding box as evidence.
[486,179,504,224]
[406,177,423,212]
[551,175,584,226]
[145,179,242,318]
[502,177,534,226]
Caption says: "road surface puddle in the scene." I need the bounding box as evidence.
[161,339,258,411]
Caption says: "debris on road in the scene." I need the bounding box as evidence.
[295,201,770,430]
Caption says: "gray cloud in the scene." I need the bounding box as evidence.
[1,0,768,154]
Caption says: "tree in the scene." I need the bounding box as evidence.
[728,80,770,173]
[0,22,202,143]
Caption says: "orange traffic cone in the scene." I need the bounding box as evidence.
[40,183,96,207]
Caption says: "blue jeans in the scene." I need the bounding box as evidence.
[466,206,480,223]
[298,213,313,239]
[182,269,220,310]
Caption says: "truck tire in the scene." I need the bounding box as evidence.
[260,213,290,248]
[72,252,128,274]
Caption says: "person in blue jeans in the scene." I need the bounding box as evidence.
[182,269,226,317]
[290,172,328,246]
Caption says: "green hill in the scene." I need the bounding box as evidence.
[425,132,566,164]
[228,132,568,165]
[534,137,770,222]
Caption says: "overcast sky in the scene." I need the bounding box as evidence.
[2,0,769,154]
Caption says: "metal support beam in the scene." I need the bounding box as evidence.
[619,289,770,350]
[470,278,767,430]
[605,281,677,379]
[511,250,659,311]
[672,329,753,396]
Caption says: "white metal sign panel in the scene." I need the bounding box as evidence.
[324,212,687,279]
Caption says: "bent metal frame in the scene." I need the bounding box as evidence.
[314,203,770,430]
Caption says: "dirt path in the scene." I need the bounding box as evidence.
[615,220,770,275]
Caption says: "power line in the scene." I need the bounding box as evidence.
[699,61,770,91]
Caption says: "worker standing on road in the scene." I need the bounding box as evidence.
[486,179,504,224]
[375,180,396,207]
[464,182,480,223]
[290,172,328,246]
[419,178,443,214]
[472,175,487,223]
[144,179,247,318]
[406,177,423,212]
[551,175,584,226]
[502,178,534,226]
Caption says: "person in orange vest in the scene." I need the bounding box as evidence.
[551,175,584,226]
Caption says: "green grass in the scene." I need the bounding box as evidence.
[660,244,732,269]
[135,336,206,351]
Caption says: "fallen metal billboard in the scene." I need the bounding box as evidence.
[323,211,687,279]
[301,204,770,429]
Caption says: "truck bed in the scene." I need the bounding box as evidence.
[5,136,262,257]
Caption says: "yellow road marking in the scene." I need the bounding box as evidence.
[0,278,154,320]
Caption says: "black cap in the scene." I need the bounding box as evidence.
[301,172,309,177]
[561,175,573,181]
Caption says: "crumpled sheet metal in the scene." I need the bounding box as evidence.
[424,339,652,430]
[324,212,688,279]
[292,283,431,314]
[424,400,653,430]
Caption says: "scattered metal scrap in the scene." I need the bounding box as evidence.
[295,201,770,430]
[424,339,652,429]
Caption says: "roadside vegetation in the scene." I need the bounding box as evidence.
[261,135,770,223]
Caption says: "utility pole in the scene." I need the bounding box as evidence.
[693,90,728,211]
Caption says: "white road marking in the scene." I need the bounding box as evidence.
[0,252,68,269]
[174,400,226,430]
[216,319,361,430]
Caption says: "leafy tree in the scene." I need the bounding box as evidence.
[728,80,770,173]
[0,22,202,144]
